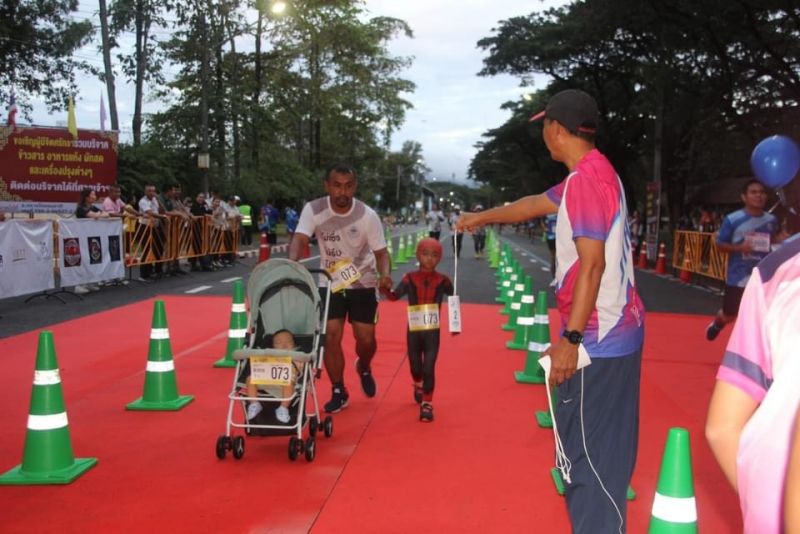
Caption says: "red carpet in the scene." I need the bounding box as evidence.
[0,297,740,533]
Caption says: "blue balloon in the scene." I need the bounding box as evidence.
[750,135,800,189]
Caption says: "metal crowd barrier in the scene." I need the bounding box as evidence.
[124,214,239,268]
[671,230,728,281]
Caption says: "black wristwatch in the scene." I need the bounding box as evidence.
[562,330,584,345]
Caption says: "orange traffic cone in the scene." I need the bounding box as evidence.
[679,258,692,283]
[637,242,648,269]
[655,243,667,274]
[258,232,270,263]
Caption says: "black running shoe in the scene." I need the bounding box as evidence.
[413,385,423,404]
[706,321,722,341]
[419,402,434,422]
[355,359,377,398]
[324,386,349,413]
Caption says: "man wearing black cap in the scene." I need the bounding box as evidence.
[457,89,645,533]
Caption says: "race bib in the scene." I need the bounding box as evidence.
[250,356,293,386]
[328,259,361,293]
[744,232,771,255]
[407,303,440,332]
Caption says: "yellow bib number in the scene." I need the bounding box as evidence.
[250,356,293,386]
[328,259,361,293]
[407,304,440,332]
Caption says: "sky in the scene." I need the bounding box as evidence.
[27,0,568,185]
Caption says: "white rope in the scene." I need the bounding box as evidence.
[452,229,458,294]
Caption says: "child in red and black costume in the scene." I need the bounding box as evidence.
[382,238,453,422]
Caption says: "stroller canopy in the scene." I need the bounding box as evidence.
[247,258,320,338]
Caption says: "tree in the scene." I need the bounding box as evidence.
[475,0,800,227]
[110,0,173,146]
[0,0,93,114]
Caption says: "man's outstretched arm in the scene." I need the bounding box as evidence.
[289,232,310,261]
[456,193,558,232]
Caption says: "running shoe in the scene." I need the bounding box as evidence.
[324,386,350,413]
[419,402,434,422]
[246,402,262,420]
[275,405,290,423]
[355,359,377,398]
[706,321,722,341]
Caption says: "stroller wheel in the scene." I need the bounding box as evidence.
[304,437,316,462]
[288,437,301,461]
[216,435,230,460]
[323,416,334,438]
[309,416,318,437]
[232,436,245,460]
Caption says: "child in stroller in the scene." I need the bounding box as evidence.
[246,329,300,423]
[217,258,333,462]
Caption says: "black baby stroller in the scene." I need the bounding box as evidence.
[216,258,333,462]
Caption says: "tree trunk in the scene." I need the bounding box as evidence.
[251,9,262,172]
[213,8,227,180]
[132,0,150,146]
[199,10,211,194]
[224,10,241,181]
[98,0,119,131]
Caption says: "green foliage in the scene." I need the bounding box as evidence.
[0,0,94,113]
[120,0,416,210]
[474,0,800,222]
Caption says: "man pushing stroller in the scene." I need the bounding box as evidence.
[289,164,393,413]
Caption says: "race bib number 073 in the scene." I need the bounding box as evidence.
[250,356,293,386]
[407,304,440,332]
[328,259,361,293]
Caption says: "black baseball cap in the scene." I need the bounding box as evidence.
[529,89,599,135]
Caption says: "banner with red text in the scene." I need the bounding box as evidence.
[0,125,118,214]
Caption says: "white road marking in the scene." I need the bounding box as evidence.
[185,285,212,294]
[221,277,242,283]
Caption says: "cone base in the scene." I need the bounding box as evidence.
[501,323,516,331]
[551,467,566,495]
[535,410,552,428]
[126,395,194,411]
[514,370,546,384]
[0,457,97,485]
[212,358,237,368]
[506,341,527,351]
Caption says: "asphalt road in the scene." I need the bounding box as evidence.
[0,225,721,339]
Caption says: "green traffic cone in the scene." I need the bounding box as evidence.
[496,263,516,303]
[127,300,194,411]
[550,467,636,501]
[214,279,248,368]
[0,331,97,485]
[502,279,524,331]
[535,386,556,428]
[387,239,395,271]
[489,241,500,268]
[507,280,534,350]
[514,290,550,384]
[397,235,407,264]
[648,428,697,533]
[500,271,521,314]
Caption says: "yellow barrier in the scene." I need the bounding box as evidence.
[671,231,728,281]
[124,214,239,268]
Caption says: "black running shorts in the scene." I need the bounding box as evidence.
[321,287,379,324]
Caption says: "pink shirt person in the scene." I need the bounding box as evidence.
[715,235,800,532]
